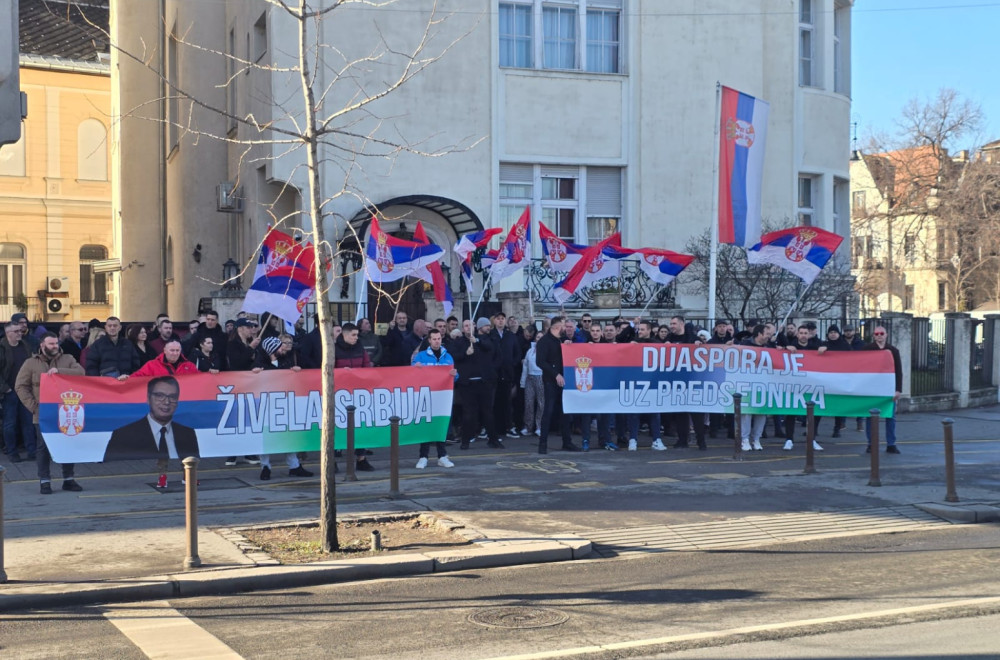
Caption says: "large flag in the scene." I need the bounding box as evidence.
[488,206,531,282]
[718,85,770,248]
[413,222,453,316]
[552,233,627,303]
[746,226,843,285]
[539,222,589,274]
[454,227,503,289]
[622,247,696,286]
[242,226,318,324]
[364,216,444,284]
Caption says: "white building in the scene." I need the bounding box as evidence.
[112,0,853,321]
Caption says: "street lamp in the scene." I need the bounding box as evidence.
[222,258,241,291]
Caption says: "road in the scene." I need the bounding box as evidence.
[3,525,999,659]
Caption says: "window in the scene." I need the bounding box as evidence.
[0,128,26,177]
[586,166,622,243]
[499,3,533,68]
[904,284,915,311]
[798,175,814,226]
[500,1,623,73]
[833,179,847,236]
[543,5,577,69]
[903,233,916,263]
[79,245,108,303]
[833,3,848,94]
[542,173,577,240]
[77,119,108,181]
[799,0,814,86]
[166,33,179,151]
[0,243,25,305]
[586,9,620,73]
[253,12,267,63]
[852,190,866,213]
[226,27,238,133]
[938,281,947,310]
[499,163,533,242]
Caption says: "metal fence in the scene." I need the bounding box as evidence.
[970,319,986,388]
[911,317,949,396]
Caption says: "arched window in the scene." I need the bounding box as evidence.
[77,119,108,181]
[79,245,108,303]
[0,243,26,304]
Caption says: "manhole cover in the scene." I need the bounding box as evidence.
[468,606,568,629]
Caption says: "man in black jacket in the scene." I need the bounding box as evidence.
[227,319,260,371]
[862,325,903,454]
[489,312,522,440]
[85,317,140,378]
[534,315,582,454]
[380,311,414,367]
[452,318,503,450]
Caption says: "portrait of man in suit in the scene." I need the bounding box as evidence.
[103,375,200,461]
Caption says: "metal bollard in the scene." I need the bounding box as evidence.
[344,405,358,482]
[182,457,202,569]
[388,416,402,498]
[868,409,881,487]
[942,418,959,502]
[0,465,6,583]
[370,530,382,551]
[804,402,816,474]
[732,394,743,460]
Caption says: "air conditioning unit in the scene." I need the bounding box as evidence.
[47,276,69,294]
[216,182,244,213]
[47,298,66,314]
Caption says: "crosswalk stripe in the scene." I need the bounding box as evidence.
[103,600,243,660]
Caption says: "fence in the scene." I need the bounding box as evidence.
[970,319,986,388]
[912,318,949,396]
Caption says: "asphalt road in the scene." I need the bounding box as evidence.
[3,525,999,659]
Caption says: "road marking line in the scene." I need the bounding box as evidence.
[560,481,605,489]
[702,472,749,480]
[478,595,1000,660]
[482,486,531,494]
[103,600,244,659]
[632,477,679,483]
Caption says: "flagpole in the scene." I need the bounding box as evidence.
[471,268,495,321]
[708,82,722,327]
[638,284,661,319]
[779,281,813,331]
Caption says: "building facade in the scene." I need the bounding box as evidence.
[0,0,113,323]
[113,0,853,321]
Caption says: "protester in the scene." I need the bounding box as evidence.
[863,325,903,454]
[149,318,180,355]
[222,318,261,467]
[452,318,502,450]
[333,322,375,472]
[1,322,37,463]
[411,328,456,469]
[85,317,139,378]
[519,325,543,437]
[190,335,223,373]
[819,325,851,438]
[357,317,383,366]
[381,311,413,367]
[122,340,197,378]
[60,321,88,362]
[782,325,827,451]
[253,334,313,480]
[534,315,582,454]
[127,324,157,366]
[739,325,770,451]
[490,312,521,440]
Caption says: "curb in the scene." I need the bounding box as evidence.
[0,535,592,612]
[914,501,1000,524]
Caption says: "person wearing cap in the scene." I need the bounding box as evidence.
[818,325,852,438]
[221,318,261,467]
[452,318,503,450]
[334,323,375,472]
[252,334,314,479]
[842,325,864,350]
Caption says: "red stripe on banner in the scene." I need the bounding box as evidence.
[40,366,456,405]
[561,343,645,368]
[718,86,739,243]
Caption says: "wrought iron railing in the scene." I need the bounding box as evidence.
[524,258,677,308]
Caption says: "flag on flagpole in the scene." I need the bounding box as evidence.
[746,226,843,285]
[539,222,593,274]
[242,226,319,324]
[364,216,445,284]
[718,85,769,249]
[454,227,503,290]
[413,222,453,316]
[552,233,627,303]
[620,247,696,286]
[488,206,531,283]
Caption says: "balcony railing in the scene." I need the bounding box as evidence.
[524,258,677,308]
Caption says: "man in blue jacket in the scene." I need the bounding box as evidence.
[411,328,456,468]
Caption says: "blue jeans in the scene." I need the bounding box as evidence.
[3,390,37,456]
[865,416,897,447]
[626,413,662,440]
[581,414,611,445]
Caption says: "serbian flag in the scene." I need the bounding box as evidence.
[488,206,531,282]
[454,227,503,262]
[364,216,444,284]
[718,85,769,248]
[539,222,590,274]
[413,222,453,316]
[623,247,696,286]
[746,226,843,285]
[552,234,627,303]
[242,226,318,324]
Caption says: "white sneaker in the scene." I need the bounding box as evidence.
[535,428,541,436]
[628,438,638,451]
[651,438,667,451]
[812,441,824,451]
[783,439,794,451]
[752,439,763,451]
[437,456,455,468]
[741,439,751,452]
[415,457,428,469]
[520,427,530,436]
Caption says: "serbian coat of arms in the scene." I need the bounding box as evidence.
[58,390,85,436]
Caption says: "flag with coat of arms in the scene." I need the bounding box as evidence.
[453,227,503,289]
[413,222,453,316]
[364,216,445,284]
[746,226,843,285]
[486,206,531,283]
[552,233,630,303]
[539,222,591,274]
[620,247,696,286]
[242,226,323,324]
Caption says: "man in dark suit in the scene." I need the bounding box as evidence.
[104,376,200,463]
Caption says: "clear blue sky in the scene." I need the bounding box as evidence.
[852,0,1000,149]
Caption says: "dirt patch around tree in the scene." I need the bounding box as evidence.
[235,514,473,564]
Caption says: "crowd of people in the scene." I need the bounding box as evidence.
[0,307,903,495]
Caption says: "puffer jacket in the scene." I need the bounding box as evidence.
[85,335,140,376]
[333,335,371,368]
[131,352,199,377]
[15,348,85,423]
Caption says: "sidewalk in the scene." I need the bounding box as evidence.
[1,405,998,611]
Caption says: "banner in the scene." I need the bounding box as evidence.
[39,368,455,464]
[562,344,895,417]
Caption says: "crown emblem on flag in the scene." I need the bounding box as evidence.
[61,390,83,406]
[784,228,817,263]
[725,118,756,148]
[574,356,594,392]
[375,228,394,273]
[797,228,818,243]
[58,390,85,436]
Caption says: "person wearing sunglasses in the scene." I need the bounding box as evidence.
[862,326,903,454]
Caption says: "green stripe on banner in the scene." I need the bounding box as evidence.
[738,395,894,418]
[262,416,451,452]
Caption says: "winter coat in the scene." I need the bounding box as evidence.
[333,336,371,369]
[85,335,140,377]
[131,353,199,378]
[15,348,84,423]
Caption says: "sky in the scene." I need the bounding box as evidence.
[851,0,1000,150]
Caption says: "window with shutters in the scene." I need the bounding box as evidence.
[499,163,534,238]
[79,245,108,303]
[586,166,622,244]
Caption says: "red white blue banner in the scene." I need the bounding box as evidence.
[746,226,844,285]
[561,344,895,417]
[718,85,769,249]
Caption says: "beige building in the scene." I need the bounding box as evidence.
[113,0,854,321]
[0,1,113,324]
